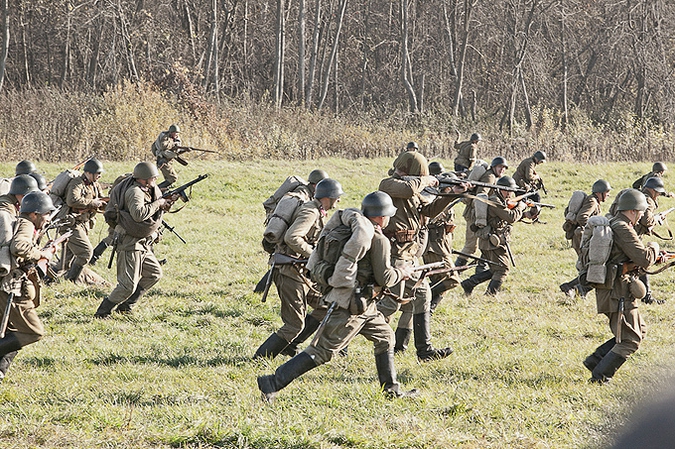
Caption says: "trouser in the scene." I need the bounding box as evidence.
[64,222,94,267]
[273,264,311,343]
[605,308,645,358]
[157,158,178,188]
[108,246,163,304]
[0,291,44,347]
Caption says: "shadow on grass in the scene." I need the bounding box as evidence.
[89,352,251,368]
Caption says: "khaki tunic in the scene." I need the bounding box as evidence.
[595,214,657,357]
[63,176,102,266]
[478,193,524,282]
[453,140,478,171]
[424,208,460,289]
[0,195,19,217]
[512,156,538,190]
[151,131,180,186]
[634,194,657,236]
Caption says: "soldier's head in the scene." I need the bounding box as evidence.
[406,141,419,151]
[616,188,648,224]
[490,157,508,177]
[29,173,48,192]
[307,169,329,186]
[470,133,482,143]
[592,179,612,203]
[83,158,104,183]
[392,151,429,176]
[15,160,37,176]
[496,176,517,199]
[428,162,445,176]
[314,178,344,210]
[20,191,55,230]
[133,162,160,187]
[533,150,546,164]
[652,162,667,175]
[9,174,39,203]
[643,177,666,198]
[362,191,397,228]
[168,124,181,138]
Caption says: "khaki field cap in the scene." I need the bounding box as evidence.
[393,151,429,176]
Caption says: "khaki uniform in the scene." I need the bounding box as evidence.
[460,167,497,256]
[107,182,164,305]
[152,131,180,187]
[512,156,539,190]
[478,193,523,283]
[273,199,325,343]
[0,195,19,217]
[634,194,658,236]
[453,140,478,172]
[572,194,601,255]
[62,176,102,266]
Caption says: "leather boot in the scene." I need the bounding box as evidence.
[0,350,17,380]
[115,286,145,313]
[0,333,23,359]
[89,241,109,265]
[393,327,412,354]
[281,315,321,357]
[413,312,453,362]
[94,297,117,319]
[583,338,616,372]
[375,350,418,398]
[461,270,492,296]
[253,333,290,360]
[590,351,627,384]
[65,263,84,283]
[257,352,317,402]
[485,279,503,296]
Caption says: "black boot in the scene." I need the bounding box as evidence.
[115,287,145,313]
[257,352,317,402]
[375,350,418,398]
[485,279,503,296]
[281,315,321,357]
[94,297,117,319]
[65,263,84,283]
[590,351,627,384]
[583,338,616,372]
[461,270,492,296]
[0,333,23,359]
[393,327,412,354]
[0,350,17,380]
[253,333,290,360]
[89,241,109,265]
[413,312,453,362]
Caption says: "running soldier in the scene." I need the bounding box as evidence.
[512,150,546,221]
[453,131,481,174]
[151,124,182,190]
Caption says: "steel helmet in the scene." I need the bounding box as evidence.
[20,191,55,215]
[616,189,648,211]
[168,124,181,134]
[644,177,666,194]
[29,173,47,191]
[496,176,517,189]
[393,151,429,176]
[428,162,445,176]
[470,133,482,142]
[406,141,419,150]
[308,169,329,185]
[314,178,344,199]
[15,160,37,175]
[133,162,159,180]
[9,174,39,196]
[533,150,547,162]
[83,158,104,174]
[491,156,508,168]
[592,179,612,193]
[652,162,667,173]
[362,191,397,217]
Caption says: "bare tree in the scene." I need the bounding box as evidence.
[400,0,419,113]
[0,0,8,91]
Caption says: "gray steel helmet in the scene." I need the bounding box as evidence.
[496,176,517,189]
[470,133,482,142]
[617,189,648,211]
[308,169,329,185]
[9,174,39,196]
[83,158,104,174]
[20,191,55,215]
[29,172,47,191]
[428,162,445,176]
[133,161,159,180]
[362,191,397,217]
[644,176,666,194]
[491,156,508,168]
[533,150,546,162]
[652,162,667,173]
[314,178,344,199]
[168,124,181,134]
[15,160,37,176]
[592,179,612,193]
[407,141,419,150]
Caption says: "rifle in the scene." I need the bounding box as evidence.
[161,220,187,244]
[655,207,675,225]
[72,156,95,172]
[412,262,477,288]
[163,174,209,203]
[524,199,556,209]
[451,249,506,268]
[436,174,526,193]
[310,301,338,348]
[258,254,308,302]
[108,233,119,269]
[507,191,540,209]
[0,292,15,339]
[534,178,548,196]
[173,146,219,166]
[616,297,625,343]
[37,230,73,277]
[505,240,516,267]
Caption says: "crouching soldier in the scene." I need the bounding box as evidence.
[257,192,416,401]
[0,191,57,380]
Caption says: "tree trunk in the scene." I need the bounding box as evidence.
[317,0,347,111]
[400,0,419,114]
[118,0,139,82]
[273,0,287,108]
[298,0,306,105]
[306,0,321,106]
[519,67,532,130]
[0,0,9,92]
[452,0,473,117]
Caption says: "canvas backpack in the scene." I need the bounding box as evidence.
[0,178,11,196]
[467,160,489,182]
[562,190,587,238]
[577,215,613,288]
[262,192,306,251]
[262,175,308,223]
[49,169,81,209]
[309,217,354,295]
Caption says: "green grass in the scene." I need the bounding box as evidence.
[0,158,674,448]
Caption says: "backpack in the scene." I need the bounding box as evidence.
[262,192,306,250]
[262,175,308,222]
[562,190,587,238]
[577,215,613,288]
[632,174,648,190]
[49,169,81,208]
[103,175,137,229]
[0,178,11,196]
[310,220,354,294]
[467,160,489,182]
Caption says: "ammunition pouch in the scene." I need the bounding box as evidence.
[386,229,416,244]
[562,220,577,240]
[581,263,617,290]
[349,285,374,315]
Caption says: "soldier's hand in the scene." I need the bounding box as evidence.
[40,248,56,260]
[424,176,439,187]
[400,263,415,280]
[648,241,660,255]
[452,182,470,194]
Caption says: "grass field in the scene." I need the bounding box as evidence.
[1,158,675,448]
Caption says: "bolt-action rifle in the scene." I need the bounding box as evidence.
[451,249,506,268]
[162,220,187,244]
[173,146,219,166]
[622,251,675,275]
[259,253,308,302]
[36,230,73,277]
[411,261,478,288]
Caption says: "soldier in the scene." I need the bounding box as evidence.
[29,173,48,192]
[0,175,39,216]
[460,176,526,295]
[455,157,508,268]
[559,179,612,297]
[94,162,178,318]
[377,150,460,362]
[257,192,417,402]
[15,160,37,176]
[406,141,419,151]
[60,158,107,283]
[0,191,58,380]
[632,162,675,197]
[453,131,481,174]
[152,124,182,190]
[253,178,344,360]
[583,189,658,384]
[512,150,546,220]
